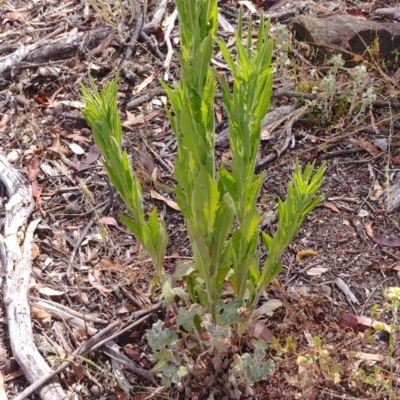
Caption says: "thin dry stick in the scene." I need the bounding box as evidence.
[386,102,393,208]
[143,0,168,33]
[163,8,178,76]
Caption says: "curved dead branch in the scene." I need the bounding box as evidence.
[0,155,68,400]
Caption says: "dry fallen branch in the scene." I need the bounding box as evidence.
[0,155,68,400]
[0,28,115,80]
[143,0,169,34]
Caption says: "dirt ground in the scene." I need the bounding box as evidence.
[2,0,400,399]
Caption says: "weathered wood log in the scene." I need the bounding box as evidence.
[0,28,115,81]
[373,8,400,21]
[0,155,68,400]
[290,14,400,70]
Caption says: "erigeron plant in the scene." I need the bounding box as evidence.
[82,0,325,390]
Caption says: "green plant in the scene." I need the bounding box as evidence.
[383,287,400,397]
[350,289,400,397]
[81,77,168,289]
[229,340,275,397]
[162,0,325,322]
[270,335,296,356]
[297,336,341,384]
[147,320,188,388]
[81,0,325,389]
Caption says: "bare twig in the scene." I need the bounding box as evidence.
[163,8,178,77]
[143,0,169,34]
[120,0,144,82]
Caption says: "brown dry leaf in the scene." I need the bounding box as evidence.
[319,202,340,213]
[133,74,154,94]
[124,347,140,360]
[5,11,20,21]
[100,216,119,227]
[365,222,374,238]
[4,370,24,382]
[70,364,85,383]
[80,143,101,168]
[306,267,328,276]
[356,315,391,333]
[350,137,380,156]
[88,271,113,295]
[0,115,10,132]
[307,134,326,143]
[68,142,85,155]
[115,391,129,400]
[340,311,391,333]
[31,306,52,326]
[214,103,222,123]
[49,134,70,157]
[247,319,273,343]
[353,352,384,362]
[32,243,40,259]
[27,155,40,198]
[352,53,363,62]
[373,236,400,247]
[66,133,91,143]
[140,357,152,370]
[98,257,126,273]
[123,110,160,126]
[370,179,384,201]
[295,249,318,263]
[261,128,270,140]
[118,304,136,314]
[150,189,180,211]
[38,87,64,108]
[350,137,400,165]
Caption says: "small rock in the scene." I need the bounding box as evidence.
[65,202,81,214]
[90,385,100,396]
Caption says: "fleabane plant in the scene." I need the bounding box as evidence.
[161,0,234,319]
[81,0,325,327]
[81,77,168,284]
[163,0,326,322]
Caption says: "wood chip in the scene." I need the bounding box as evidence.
[335,278,359,304]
